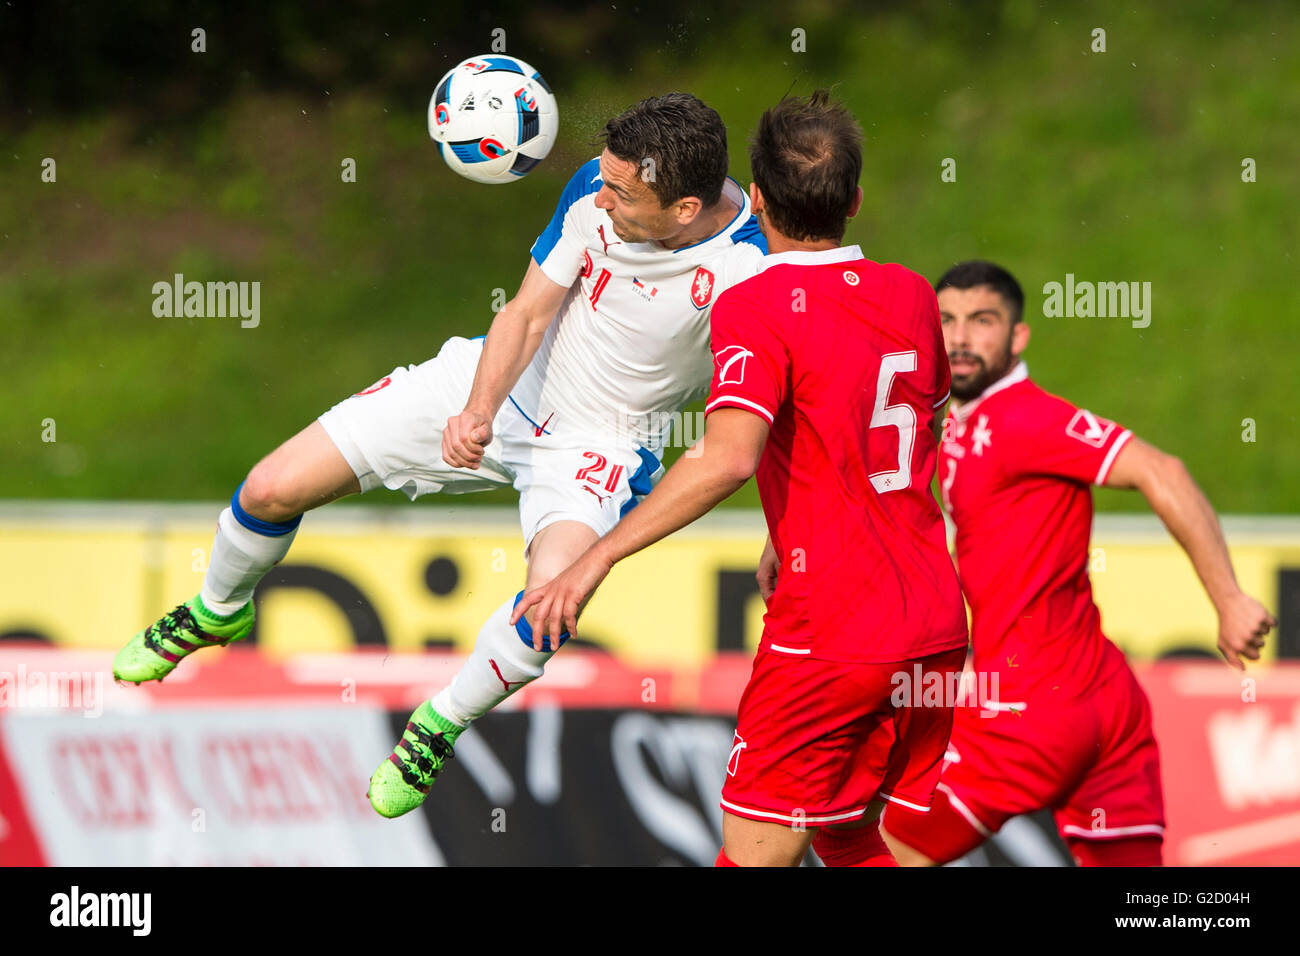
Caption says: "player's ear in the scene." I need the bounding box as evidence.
[1011,320,1031,357]
[847,186,863,219]
[749,182,763,213]
[674,196,703,225]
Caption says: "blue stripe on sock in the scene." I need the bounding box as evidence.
[231,482,303,536]
[513,590,569,652]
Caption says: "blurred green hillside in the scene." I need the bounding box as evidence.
[2,0,1297,511]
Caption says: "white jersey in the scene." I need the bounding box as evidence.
[515,157,767,452]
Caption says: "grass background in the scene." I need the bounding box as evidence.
[2,0,1296,511]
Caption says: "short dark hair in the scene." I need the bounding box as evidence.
[601,93,728,208]
[934,260,1025,324]
[748,89,863,242]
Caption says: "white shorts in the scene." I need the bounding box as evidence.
[317,336,664,548]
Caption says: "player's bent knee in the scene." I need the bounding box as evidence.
[238,463,307,525]
[240,429,360,523]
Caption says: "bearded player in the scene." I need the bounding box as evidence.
[518,91,969,866]
[880,260,1276,866]
[112,93,766,818]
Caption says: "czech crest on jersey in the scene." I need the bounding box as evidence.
[691,266,714,309]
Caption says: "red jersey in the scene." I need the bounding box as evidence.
[940,361,1133,697]
[705,246,967,664]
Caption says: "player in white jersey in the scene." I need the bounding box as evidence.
[112,93,766,819]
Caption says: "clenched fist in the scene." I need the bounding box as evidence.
[443,409,493,470]
[1216,589,1277,670]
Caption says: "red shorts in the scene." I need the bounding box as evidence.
[720,645,967,827]
[885,661,1165,859]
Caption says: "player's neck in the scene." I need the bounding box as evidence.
[764,238,837,256]
[764,234,842,255]
[951,361,1027,412]
[659,194,739,251]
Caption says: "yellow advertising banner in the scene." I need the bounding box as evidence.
[2,505,1297,666]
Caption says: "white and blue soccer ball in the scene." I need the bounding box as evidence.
[428,55,559,185]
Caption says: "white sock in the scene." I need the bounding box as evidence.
[200,506,299,616]
[431,596,554,725]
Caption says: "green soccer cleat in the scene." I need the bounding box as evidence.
[113,596,254,684]
[368,701,464,818]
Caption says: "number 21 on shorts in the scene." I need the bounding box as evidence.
[574,452,624,492]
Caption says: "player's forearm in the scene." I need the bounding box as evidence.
[1140,456,1240,608]
[464,301,550,418]
[592,448,751,569]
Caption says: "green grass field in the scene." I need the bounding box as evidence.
[3,1,1297,511]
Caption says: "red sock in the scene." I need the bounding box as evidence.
[715,848,739,867]
[813,822,897,866]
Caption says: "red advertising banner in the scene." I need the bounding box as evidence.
[1,645,1295,865]
[1136,663,1300,866]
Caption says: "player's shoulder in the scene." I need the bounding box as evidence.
[708,265,789,353]
[865,258,927,283]
[780,254,935,314]
[995,375,1092,434]
[552,156,604,212]
[990,377,1130,466]
[711,275,765,336]
[699,201,766,299]
[711,229,766,290]
[532,157,603,267]
[712,241,773,311]
[696,185,766,258]
[727,213,767,257]
[858,259,937,305]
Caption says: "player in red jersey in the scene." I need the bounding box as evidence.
[881,260,1277,867]
[516,91,968,866]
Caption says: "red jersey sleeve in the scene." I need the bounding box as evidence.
[1005,393,1133,486]
[703,284,789,426]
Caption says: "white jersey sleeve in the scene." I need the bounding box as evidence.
[529,157,605,287]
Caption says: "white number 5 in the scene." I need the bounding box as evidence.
[869,351,918,494]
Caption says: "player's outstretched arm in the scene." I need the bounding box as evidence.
[512,408,770,646]
[1105,435,1276,669]
[443,259,570,469]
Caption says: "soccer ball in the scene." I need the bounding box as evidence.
[428,55,559,185]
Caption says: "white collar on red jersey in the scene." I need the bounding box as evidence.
[756,244,864,271]
[950,360,1030,422]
